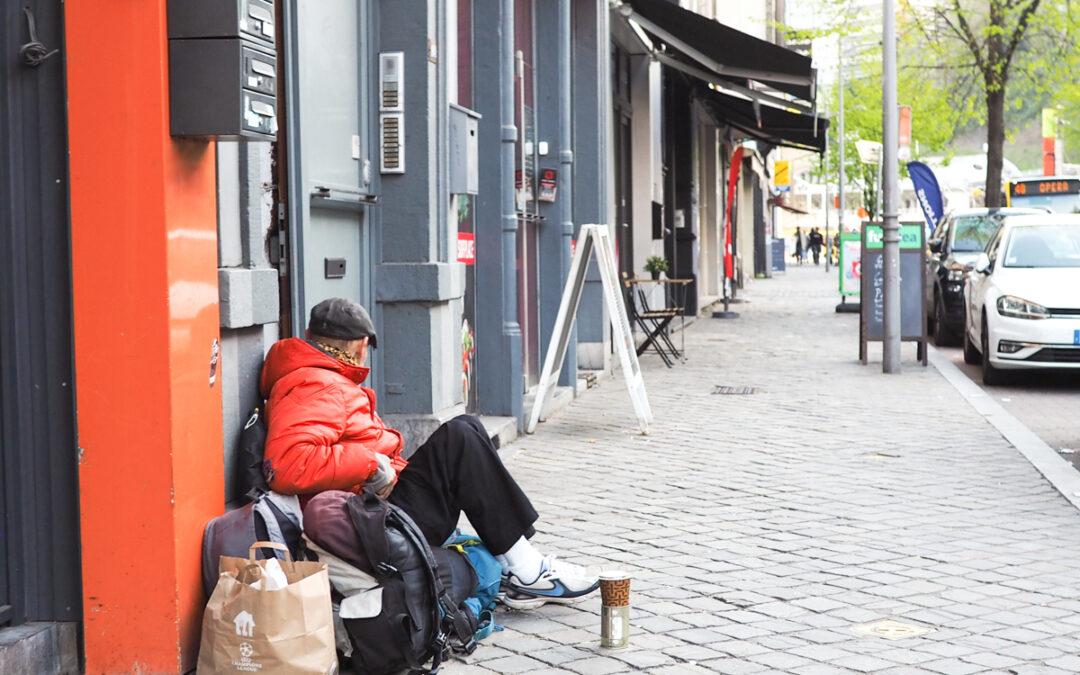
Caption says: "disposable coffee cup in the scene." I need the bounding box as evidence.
[599,571,631,607]
[599,570,631,649]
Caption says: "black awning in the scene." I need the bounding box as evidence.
[699,86,829,153]
[622,0,814,102]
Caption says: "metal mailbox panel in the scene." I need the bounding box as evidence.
[243,91,277,136]
[448,104,480,195]
[243,46,277,96]
[168,0,275,47]
[170,38,276,140]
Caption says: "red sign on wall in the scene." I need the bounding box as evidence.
[457,231,476,265]
[538,168,557,202]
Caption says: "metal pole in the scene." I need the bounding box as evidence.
[824,137,831,272]
[557,0,575,385]
[837,36,845,238]
[882,0,901,373]
[501,0,524,413]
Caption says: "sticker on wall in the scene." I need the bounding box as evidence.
[538,168,557,203]
[209,338,220,387]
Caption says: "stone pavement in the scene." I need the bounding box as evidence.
[446,265,1080,674]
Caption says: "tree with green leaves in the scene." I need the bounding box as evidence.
[918,0,1065,205]
[791,5,965,218]
[792,0,1078,206]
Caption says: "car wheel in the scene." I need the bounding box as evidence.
[963,321,980,365]
[980,314,1006,385]
[933,293,957,346]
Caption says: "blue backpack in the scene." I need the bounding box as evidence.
[444,531,503,641]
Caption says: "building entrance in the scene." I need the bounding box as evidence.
[515,0,541,389]
[282,0,374,332]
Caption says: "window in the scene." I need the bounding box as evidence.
[950,215,1005,253]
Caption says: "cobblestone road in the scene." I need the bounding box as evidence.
[447,266,1080,674]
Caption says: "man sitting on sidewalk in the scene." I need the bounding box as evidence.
[259,297,599,607]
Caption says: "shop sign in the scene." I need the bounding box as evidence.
[774,160,790,191]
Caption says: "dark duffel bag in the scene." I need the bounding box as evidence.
[200,492,303,599]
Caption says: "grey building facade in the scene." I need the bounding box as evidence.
[216,0,616,478]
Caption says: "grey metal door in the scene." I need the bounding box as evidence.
[283,0,373,330]
[0,0,81,627]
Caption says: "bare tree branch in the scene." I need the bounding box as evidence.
[934,3,987,74]
[1004,0,1044,64]
[905,62,981,70]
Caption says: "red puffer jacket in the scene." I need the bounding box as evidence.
[259,338,406,495]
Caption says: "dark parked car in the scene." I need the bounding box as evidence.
[926,207,1045,345]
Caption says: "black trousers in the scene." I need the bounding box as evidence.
[389,415,538,556]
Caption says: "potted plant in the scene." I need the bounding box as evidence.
[645,256,668,280]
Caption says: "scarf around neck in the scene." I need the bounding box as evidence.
[313,340,363,368]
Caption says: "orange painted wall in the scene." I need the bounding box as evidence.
[65,0,225,671]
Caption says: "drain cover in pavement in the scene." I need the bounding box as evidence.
[712,385,758,395]
[852,619,932,640]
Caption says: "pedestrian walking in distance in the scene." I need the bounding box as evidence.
[807,227,825,265]
[793,227,805,265]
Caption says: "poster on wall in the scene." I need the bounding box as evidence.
[456,194,478,412]
[456,195,476,265]
[457,232,476,265]
[838,231,861,297]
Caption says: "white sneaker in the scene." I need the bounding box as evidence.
[500,556,600,609]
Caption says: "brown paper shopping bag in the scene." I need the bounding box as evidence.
[197,542,337,674]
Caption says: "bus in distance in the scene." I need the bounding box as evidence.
[1006,177,1080,214]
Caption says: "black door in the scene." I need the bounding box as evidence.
[0,0,81,627]
[753,177,767,277]
[614,115,633,281]
[612,47,633,284]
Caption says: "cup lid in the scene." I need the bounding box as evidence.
[599,570,630,580]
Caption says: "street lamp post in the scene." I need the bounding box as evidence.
[882,0,901,373]
[837,36,845,242]
[824,129,831,272]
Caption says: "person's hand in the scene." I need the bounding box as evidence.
[366,453,396,496]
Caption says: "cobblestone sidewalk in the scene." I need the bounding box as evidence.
[446,266,1080,675]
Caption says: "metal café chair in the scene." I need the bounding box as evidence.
[622,276,689,367]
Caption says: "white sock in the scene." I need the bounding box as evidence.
[499,537,545,584]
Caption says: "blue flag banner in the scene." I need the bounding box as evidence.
[907,161,944,232]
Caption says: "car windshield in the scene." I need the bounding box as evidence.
[950,215,1003,252]
[1003,225,1080,268]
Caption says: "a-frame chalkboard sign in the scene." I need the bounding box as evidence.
[526,224,653,435]
[859,222,928,365]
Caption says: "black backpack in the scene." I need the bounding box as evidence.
[235,406,271,502]
[339,491,478,674]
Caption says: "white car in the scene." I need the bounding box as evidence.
[964,214,1080,384]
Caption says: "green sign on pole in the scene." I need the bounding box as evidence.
[863,223,923,250]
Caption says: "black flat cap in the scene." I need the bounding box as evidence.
[308,298,378,348]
